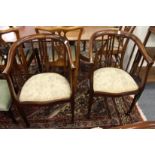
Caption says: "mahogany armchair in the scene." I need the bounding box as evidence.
[35,26,83,89]
[3,34,76,127]
[87,29,153,119]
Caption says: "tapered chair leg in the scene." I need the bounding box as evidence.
[104,97,111,119]
[71,101,75,123]
[17,106,30,128]
[126,92,142,115]
[8,109,17,124]
[87,92,94,119]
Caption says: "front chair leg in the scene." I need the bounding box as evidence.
[126,92,142,115]
[87,91,94,119]
[71,99,75,124]
[70,94,75,123]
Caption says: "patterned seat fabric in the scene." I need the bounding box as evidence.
[0,80,12,111]
[93,67,138,94]
[19,73,72,103]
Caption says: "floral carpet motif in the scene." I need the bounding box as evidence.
[0,62,145,128]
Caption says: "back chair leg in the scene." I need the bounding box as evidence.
[104,97,111,119]
[87,91,94,119]
[8,109,17,124]
[17,106,30,128]
[71,100,75,123]
[126,92,142,115]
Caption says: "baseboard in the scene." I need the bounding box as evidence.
[140,66,155,83]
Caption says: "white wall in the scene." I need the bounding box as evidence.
[133,26,155,46]
[124,26,155,68]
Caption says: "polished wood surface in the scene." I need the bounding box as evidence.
[27,26,118,41]
[16,26,118,41]
[78,26,117,40]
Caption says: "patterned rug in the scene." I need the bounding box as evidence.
[0,62,146,129]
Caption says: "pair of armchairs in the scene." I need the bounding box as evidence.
[2,27,153,128]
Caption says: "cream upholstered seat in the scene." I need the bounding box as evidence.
[93,67,138,94]
[19,73,72,103]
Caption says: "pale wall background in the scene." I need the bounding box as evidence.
[134,26,155,46]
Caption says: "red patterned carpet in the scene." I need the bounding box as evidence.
[0,79,145,129]
[0,63,146,128]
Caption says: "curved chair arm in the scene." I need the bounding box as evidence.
[88,29,154,91]
[89,29,153,66]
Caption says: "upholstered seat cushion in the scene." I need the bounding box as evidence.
[93,67,138,94]
[0,80,12,111]
[19,73,72,103]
